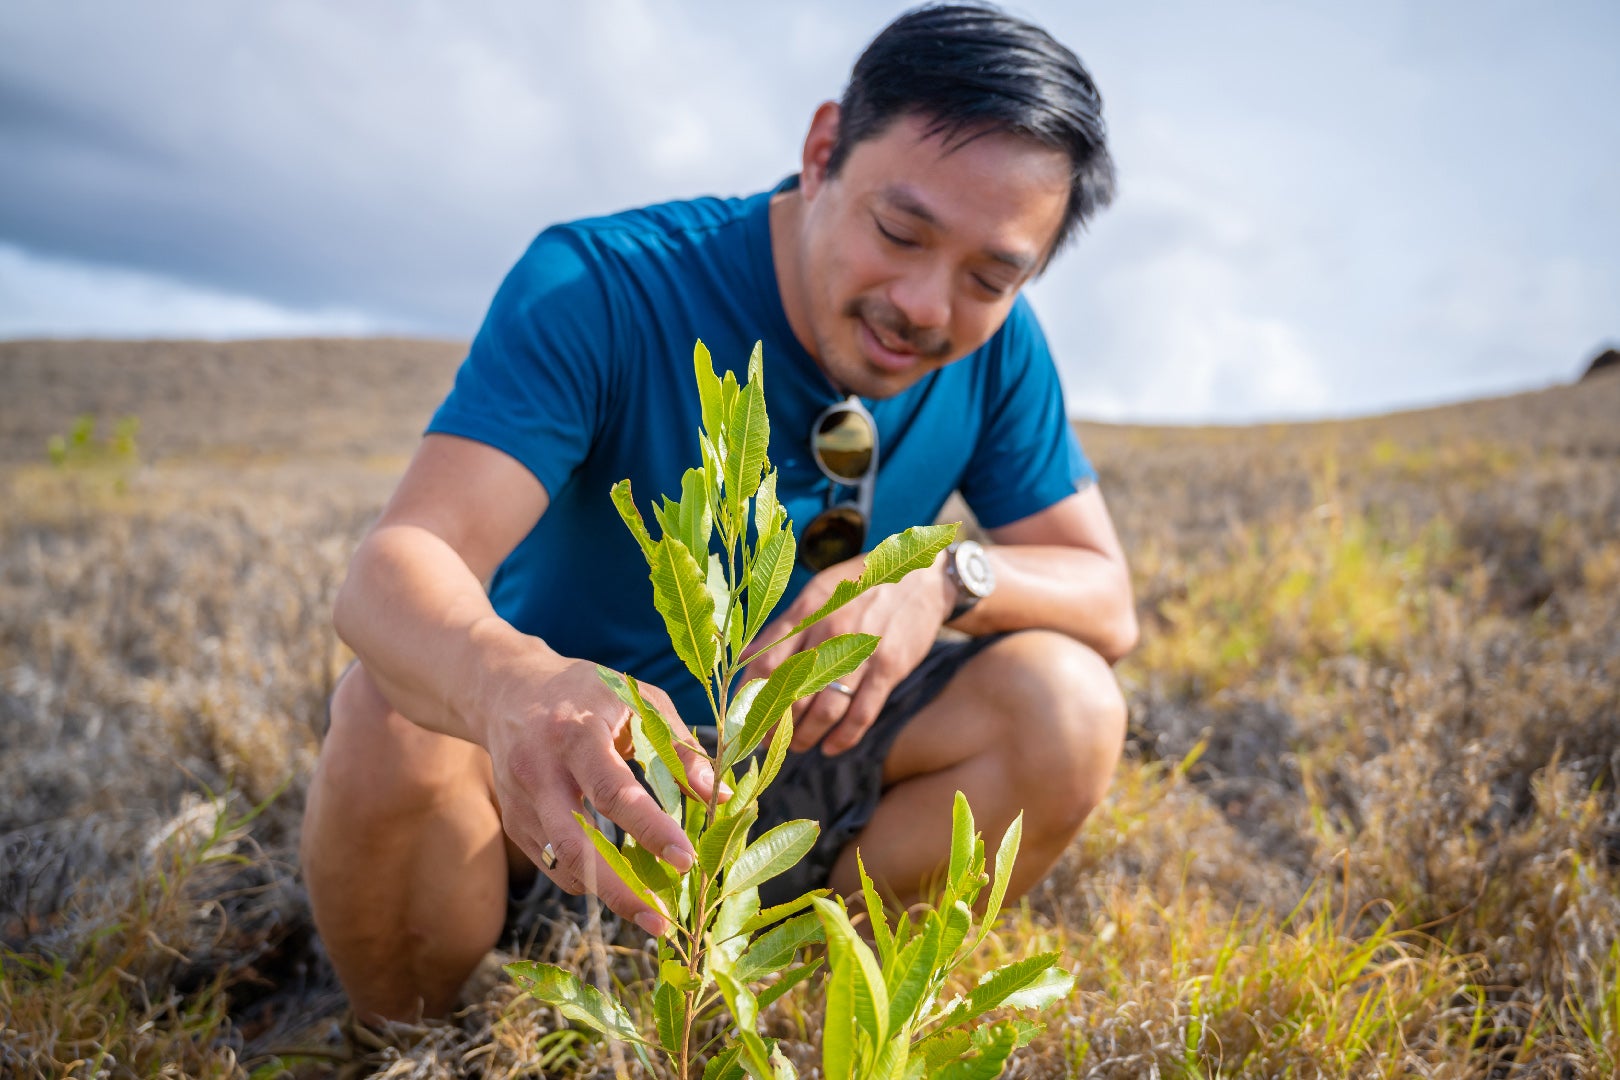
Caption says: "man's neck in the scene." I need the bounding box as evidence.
[767,186,826,380]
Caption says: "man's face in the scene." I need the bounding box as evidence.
[786,108,1071,399]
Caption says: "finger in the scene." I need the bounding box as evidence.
[531,812,673,936]
[792,684,853,752]
[568,737,698,874]
[821,674,894,757]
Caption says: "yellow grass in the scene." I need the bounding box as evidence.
[2,344,1617,1076]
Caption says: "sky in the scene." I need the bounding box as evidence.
[1,1,1616,422]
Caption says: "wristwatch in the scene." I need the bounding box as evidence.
[943,540,995,622]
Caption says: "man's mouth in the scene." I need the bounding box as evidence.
[858,317,919,373]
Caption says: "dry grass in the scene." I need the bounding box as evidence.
[2,340,1616,1077]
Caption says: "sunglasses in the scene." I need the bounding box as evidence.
[800,395,879,571]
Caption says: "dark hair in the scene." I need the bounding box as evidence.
[828,2,1116,260]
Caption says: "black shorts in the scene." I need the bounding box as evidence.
[506,633,1007,934]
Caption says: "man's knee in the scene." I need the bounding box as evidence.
[313,664,488,823]
[978,630,1127,836]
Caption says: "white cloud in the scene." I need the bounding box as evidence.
[0,243,378,339]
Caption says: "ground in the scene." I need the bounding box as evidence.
[1,339,1616,1077]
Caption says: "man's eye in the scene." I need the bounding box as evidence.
[973,274,1012,298]
[875,219,917,248]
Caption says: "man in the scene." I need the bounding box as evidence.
[302,2,1136,1024]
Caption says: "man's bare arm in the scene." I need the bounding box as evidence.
[950,483,1138,663]
[330,433,719,934]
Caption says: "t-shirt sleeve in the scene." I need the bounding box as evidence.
[956,296,1097,530]
[425,226,618,499]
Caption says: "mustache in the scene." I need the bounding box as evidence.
[843,297,952,361]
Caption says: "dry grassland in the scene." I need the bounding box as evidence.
[1,339,1616,1078]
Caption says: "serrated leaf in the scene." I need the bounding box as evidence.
[724,346,769,518]
[506,961,647,1046]
[813,897,890,1050]
[755,957,822,1011]
[720,759,761,820]
[947,791,975,890]
[624,838,678,906]
[724,677,766,747]
[915,1029,972,1076]
[858,852,892,963]
[944,953,1064,1025]
[935,1022,1018,1080]
[870,1033,911,1080]
[745,527,796,643]
[699,803,758,876]
[755,712,794,792]
[754,469,784,538]
[739,886,830,935]
[574,812,663,914]
[1002,963,1074,1011]
[938,900,972,970]
[695,339,724,438]
[799,633,880,698]
[726,819,818,897]
[681,467,714,562]
[650,535,718,686]
[611,479,656,560]
[977,813,1023,946]
[654,980,685,1055]
[660,958,701,992]
[789,523,957,635]
[726,649,816,769]
[600,667,695,800]
[712,887,761,949]
[884,934,935,1033]
[734,911,825,983]
[703,1046,747,1080]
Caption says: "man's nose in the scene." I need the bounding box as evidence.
[887,262,952,333]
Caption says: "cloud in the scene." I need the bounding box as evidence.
[0,243,377,339]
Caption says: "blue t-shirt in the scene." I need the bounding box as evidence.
[427,178,1095,730]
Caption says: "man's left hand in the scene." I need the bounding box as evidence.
[740,551,954,756]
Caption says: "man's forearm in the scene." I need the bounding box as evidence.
[332,523,563,747]
[945,544,1138,663]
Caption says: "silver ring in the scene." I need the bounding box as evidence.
[826,681,855,698]
[540,842,558,870]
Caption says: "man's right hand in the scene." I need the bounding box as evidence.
[476,652,722,938]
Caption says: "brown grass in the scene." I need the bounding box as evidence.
[2,340,1616,1077]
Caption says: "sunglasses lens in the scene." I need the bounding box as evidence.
[813,408,875,484]
[800,505,866,571]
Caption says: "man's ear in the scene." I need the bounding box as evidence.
[799,101,841,202]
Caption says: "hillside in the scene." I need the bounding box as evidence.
[1,339,1616,1077]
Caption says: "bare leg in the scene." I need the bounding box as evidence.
[301,664,514,1022]
[829,630,1126,908]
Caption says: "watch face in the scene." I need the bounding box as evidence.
[957,542,994,597]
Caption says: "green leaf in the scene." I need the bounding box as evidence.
[734,911,825,983]
[799,633,881,698]
[727,649,816,769]
[699,803,758,876]
[938,900,972,970]
[599,667,695,800]
[744,527,796,643]
[650,535,719,687]
[706,552,732,634]
[680,467,714,562]
[659,958,701,992]
[724,677,767,748]
[720,759,762,820]
[695,340,725,442]
[740,886,830,935]
[977,812,1023,945]
[703,1046,747,1080]
[858,851,892,963]
[506,961,647,1046]
[944,953,1064,1025]
[712,887,761,950]
[574,812,664,914]
[724,344,769,518]
[789,523,957,636]
[654,981,686,1055]
[934,1022,1018,1080]
[813,897,890,1050]
[624,838,678,906]
[914,1030,972,1077]
[611,479,656,560]
[883,934,936,1034]
[715,968,759,1034]
[821,931,856,1080]
[755,711,794,793]
[1002,963,1074,1011]
[755,957,822,1011]
[727,819,819,897]
[870,1033,911,1080]
[630,711,683,818]
[754,468,784,538]
[947,791,975,891]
